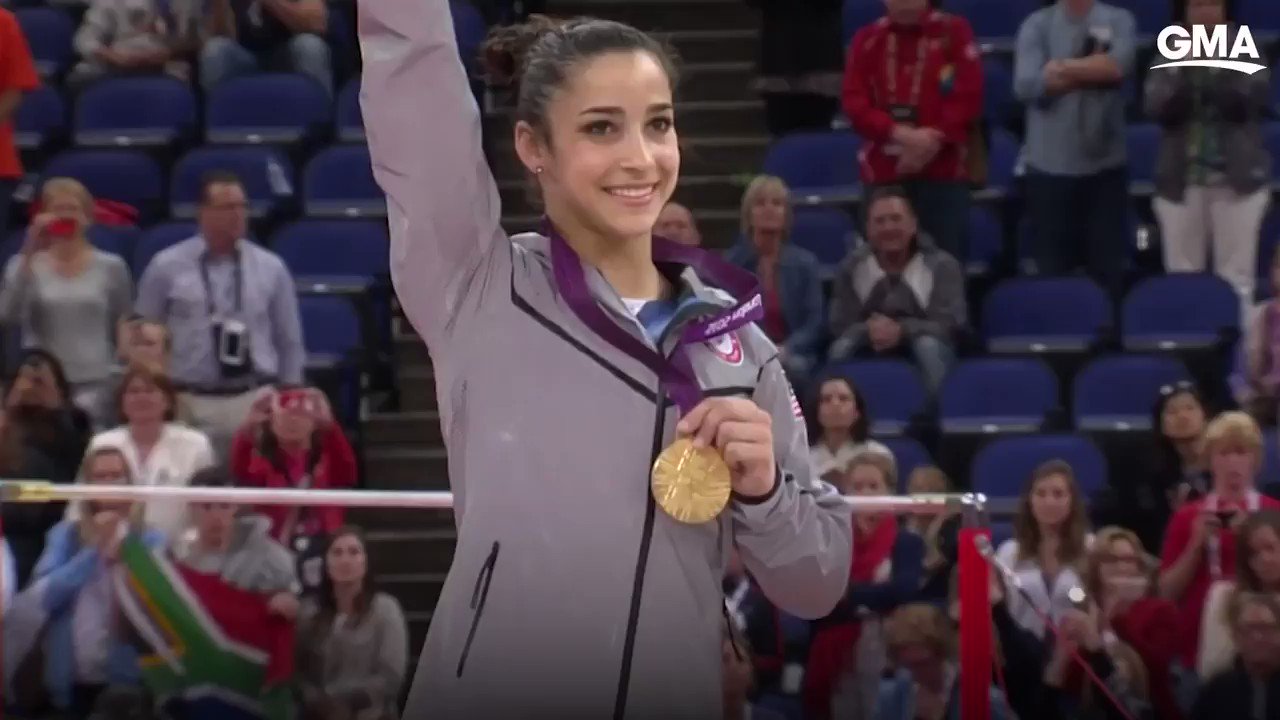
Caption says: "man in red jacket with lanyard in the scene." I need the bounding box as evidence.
[842,0,982,260]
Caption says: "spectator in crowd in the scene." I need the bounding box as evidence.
[1198,509,1280,679]
[0,6,38,227]
[724,176,825,381]
[986,565,1060,720]
[231,387,356,591]
[10,447,163,717]
[1161,412,1280,668]
[827,187,966,392]
[67,0,202,90]
[297,526,408,720]
[1146,0,1272,313]
[6,349,93,481]
[1189,590,1280,720]
[1084,526,1184,720]
[654,201,701,247]
[0,179,134,425]
[841,0,983,259]
[1013,0,1136,290]
[83,365,213,540]
[873,603,1012,720]
[1237,247,1280,425]
[724,547,808,713]
[809,373,893,484]
[0,410,63,589]
[136,171,306,457]
[721,616,789,720]
[201,0,332,96]
[744,0,843,137]
[905,466,961,604]
[1042,603,1153,720]
[806,454,923,720]
[96,316,179,428]
[995,459,1092,638]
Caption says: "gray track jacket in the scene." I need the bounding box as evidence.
[357,2,853,719]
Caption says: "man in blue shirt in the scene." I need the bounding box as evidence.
[1014,0,1136,292]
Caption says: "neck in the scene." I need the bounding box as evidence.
[914,662,947,693]
[877,249,910,274]
[821,429,851,452]
[129,420,163,446]
[205,237,238,257]
[1216,484,1249,504]
[198,532,231,554]
[559,218,662,300]
[279,437,309,454]
[1063,0,1093,17]
[333,581,361,614]
[49,237,87,262]
[752,231,782,260]
[1040,532,1062,558]
[1175,438,1201,465]
[889,7,926,24]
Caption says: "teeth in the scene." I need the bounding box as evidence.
[607,186,654,198]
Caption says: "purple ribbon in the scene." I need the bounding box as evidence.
[547,222,764,414]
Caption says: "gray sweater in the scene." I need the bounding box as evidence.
[297,593,409,720]
[0,249,132,385]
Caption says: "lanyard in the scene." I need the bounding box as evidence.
[548,222,764,414]
[1205,491,1261,581]
[198,251,243,318]
[886,28,929,109]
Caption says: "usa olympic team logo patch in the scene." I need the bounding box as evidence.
[706,333,743,366]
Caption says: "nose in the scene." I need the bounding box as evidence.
[617,126,657,173]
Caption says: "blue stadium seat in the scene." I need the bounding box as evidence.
[14,84,65,151]
[41,149,164,214]
[1126,123,1160,193]
[1072,354,1190,431]
[15,8,73,77]
[336,79,363,142]
[971,434,1108,498]
[1121,273,1240,350]
[303,145,385,218]
[938,358,1058,434]
[986,128,1020,194]
[878,436,932,492]
[133,222,196,277]
[842,0,883,47]
[170,146,295,220]
[1267,122,1280,184]
[74,77,196,148]
[982,57,1014,123]
[450,0,488,76]
[270,220,389,279]
[206,74,331,145]
[788,207,854,273]
[1105,0,1171,36]
[1238,0,1280,39]
[966,204,1002,274]
[299,294,362,367]
[760,131,861,204]
[1264,432,1280,486]
[982,276,1111,353]
[943,0,1038,40]
[828,359,928,436]
[87,225,139,263]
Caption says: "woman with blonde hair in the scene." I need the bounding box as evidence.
[1160,411,1280,667]
[995,459,1093,638]
[1197,509,1280,679]
[904,466,960,603]
[724,175,825,379]
[0,178,132,427]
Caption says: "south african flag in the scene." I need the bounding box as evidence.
[113,537,297,720]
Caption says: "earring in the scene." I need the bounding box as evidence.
[534,166,544,175]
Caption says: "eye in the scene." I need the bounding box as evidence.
[649,116,674,133]
[582,120,614,136]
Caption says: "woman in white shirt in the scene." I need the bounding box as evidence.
[808,374,893,484]
[994,459,1093,639]
[1198,509,1280,679]
[84,365,213,539]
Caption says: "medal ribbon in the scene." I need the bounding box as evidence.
[547,221,763,414]
[1205,490,1262,582]
[886,27,929,110]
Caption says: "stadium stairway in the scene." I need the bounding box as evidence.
[352,0,765,664]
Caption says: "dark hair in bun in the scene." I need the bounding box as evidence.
[480,15,678,137]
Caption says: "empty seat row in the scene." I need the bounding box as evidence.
[25,144,383,223]
[837,352,1191,436]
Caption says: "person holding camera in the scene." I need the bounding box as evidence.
[1160,412,1280,670]
[135,170,306,458]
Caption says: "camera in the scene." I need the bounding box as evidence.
[213,318,251,378]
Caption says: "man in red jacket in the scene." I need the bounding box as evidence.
[842,0,982,260]
[0,7,39,228]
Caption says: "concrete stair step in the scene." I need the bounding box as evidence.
[364,446,450,491]
[347,503,455,531]
[679,61,757,103]
[364,410,443,447]
[397,364,437,412]
[490,135,769,182]
[550,0,758,32]
[367,528,457,574]
[658,29,758,65]
[380,573,447,615]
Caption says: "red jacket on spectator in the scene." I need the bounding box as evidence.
[231,423,358,541]
[0,8,38,181]
[841,10,983,184]
[1160,493,1280,666]
[1111,596,1184,720]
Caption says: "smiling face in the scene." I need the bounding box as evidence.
[514,49,679,246]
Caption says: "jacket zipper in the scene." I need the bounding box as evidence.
[612,385,668,720]
[455,540,500,677]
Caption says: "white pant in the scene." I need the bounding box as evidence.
[1154,185,1271,303]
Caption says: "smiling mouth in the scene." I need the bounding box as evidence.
[605,184,658,200]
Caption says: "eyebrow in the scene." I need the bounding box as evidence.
[579,103,674,117]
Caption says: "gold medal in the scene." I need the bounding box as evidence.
[650,437,732,524]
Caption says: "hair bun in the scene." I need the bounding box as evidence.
[480,14,562,88]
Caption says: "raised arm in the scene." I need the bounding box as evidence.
[358,0,505,352]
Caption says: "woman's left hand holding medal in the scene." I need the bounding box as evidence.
[676,397,777,500]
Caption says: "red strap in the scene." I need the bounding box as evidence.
[958,528,993,720]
